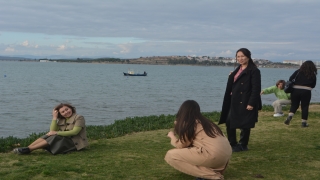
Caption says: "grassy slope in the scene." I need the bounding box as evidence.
[1,105,320,180]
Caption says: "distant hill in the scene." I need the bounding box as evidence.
[0,55,116,60]
[0,56,31,60]
[0,55,73,60]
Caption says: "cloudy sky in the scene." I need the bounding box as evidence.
[0,0,319,61]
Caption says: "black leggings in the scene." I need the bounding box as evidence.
[289,88,312,120]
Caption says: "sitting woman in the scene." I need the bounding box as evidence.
[13,103,88,155]
[165,100,232,180]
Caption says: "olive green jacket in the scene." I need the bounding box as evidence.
[56,114,89,150]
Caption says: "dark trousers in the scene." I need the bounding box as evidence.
[290,89,312,120]
[226,110,251,147]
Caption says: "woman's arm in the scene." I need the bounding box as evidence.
[311,76,317,88]
[57,115,85,136]
[57,126,82,136]
[49,120,59,131]
[248,68,261,108]
[261,86,276,94]
[289,70,299,81]
[167,131,191,148]
[226,70,236,95]
[50,109,59,131]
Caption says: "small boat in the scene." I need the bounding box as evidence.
[123,69,147,76]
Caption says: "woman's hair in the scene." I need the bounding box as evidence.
[54,103,76,119]
[174,100,224,143]
[299,60,317,79]
[236,48,256,67]
[276,80,286,86]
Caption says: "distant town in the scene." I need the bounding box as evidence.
[1,55,320,69]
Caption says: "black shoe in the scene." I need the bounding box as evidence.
[301,122,309,127]
[13,147,30,154]
[284,116,292,125]
[239,144,249,151]
[232,144,243,152]
[195,178,207,180]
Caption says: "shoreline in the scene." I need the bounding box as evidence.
[1,103,319,140]
[0,59,300,69]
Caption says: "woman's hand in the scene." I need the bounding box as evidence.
[246,105,254,110]
[167,131,175,139]
[52,109,58,120]
[46,131,57,136]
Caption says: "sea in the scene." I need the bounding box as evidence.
[1,61,319,138]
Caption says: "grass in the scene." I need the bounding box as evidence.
[0,104,320,180]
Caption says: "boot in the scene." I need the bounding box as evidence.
[284,116,292,125]
[13,147,30,154]
[301,122,309,127]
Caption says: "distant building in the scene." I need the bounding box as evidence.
[283,60,303,65]
[219,59,236,63]
[39,59,49,62]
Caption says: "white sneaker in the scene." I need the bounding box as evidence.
[273,113,284,117]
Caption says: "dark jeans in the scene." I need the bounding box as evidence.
[290,89,312,120]
[226,110,251,147]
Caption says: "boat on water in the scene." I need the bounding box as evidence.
[123,69,147,76]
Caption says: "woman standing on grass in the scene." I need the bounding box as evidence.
[219,48,262,152]
[13,103,88,155]
[284,60,317,127]
[165,100,232,180]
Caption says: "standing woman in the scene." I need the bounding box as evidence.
[219,48,262,152]
[165,100,232,180]
[284,60,317,127]
[13,103,88,155]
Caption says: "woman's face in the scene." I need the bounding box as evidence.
[236,51,249,66]
[58,106,73,118]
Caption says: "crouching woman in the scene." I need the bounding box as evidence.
[164,100,232,180]
[13,103,88,155]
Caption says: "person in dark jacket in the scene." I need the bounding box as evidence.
[219,48,262,152]
[284,60,317,127]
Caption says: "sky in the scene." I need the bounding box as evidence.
[0,0,320,62]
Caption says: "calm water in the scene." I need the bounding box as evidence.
[1,61,319,138]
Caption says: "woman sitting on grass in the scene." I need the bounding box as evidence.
[165,100,232,180]
[13,103,88,155]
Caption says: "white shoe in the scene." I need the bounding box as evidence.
[273,113,284,117]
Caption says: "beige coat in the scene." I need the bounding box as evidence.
[57,114,88,150]
[165,122,232,180]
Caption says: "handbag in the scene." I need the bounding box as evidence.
[284,72,299,93]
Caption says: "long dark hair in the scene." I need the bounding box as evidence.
[54,103,76,119]
[236,48,256,67]
[299,60,317,79]
[174,100,224,143]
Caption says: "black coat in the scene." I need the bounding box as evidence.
[219,63,262,129]
[289,69,317,88]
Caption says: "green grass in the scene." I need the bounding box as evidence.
[1,104,320,180]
